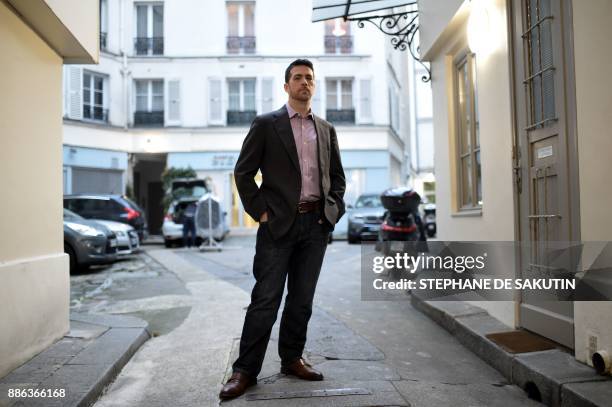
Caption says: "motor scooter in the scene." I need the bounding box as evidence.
[377,187,426,256]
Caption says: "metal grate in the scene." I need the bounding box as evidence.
[246,387,371,401]
[522,0,557,130]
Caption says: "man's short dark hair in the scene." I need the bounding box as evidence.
[285,59,314,83]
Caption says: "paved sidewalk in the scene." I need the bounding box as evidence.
[0,314,149,407]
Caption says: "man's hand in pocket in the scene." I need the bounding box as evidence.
[260,212,268,223]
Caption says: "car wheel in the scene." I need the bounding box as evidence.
[427,230,436,238]
[65,244,77,273]
[348,235,359,244]
[328,233,333,244]
[164,239,172,248]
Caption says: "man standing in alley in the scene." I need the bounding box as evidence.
[220,59,346,400]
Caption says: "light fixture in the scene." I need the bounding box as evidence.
[467,0,494,56]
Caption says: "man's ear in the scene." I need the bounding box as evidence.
[283,82,289,93]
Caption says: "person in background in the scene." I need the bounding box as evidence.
[182,201,197,248]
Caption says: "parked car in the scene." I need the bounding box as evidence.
[64,194,148,241]
[63,209,118,272]
[163,196,203,248]
[347,193,386,244]
[162,178,208,248]
[91,219,140,255]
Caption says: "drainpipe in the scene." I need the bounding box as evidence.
[593,350,612,375]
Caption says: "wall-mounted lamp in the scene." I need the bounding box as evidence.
[467,0,495,56]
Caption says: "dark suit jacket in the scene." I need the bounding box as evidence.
[234,105,346,239]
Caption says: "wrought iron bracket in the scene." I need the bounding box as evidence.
[347,10,431,82]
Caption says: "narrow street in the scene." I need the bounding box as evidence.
[70,236,541,406]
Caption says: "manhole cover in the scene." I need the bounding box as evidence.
[246,387,371,401]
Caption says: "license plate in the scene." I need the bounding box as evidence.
[427,224,435,230]
[109,239,118,247]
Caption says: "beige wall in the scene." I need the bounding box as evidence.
[422,0,517,326]
[0,2,69,378]
[570,0,612,365]
[418,0,466,58]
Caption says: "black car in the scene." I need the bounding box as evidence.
[63,209,118,272]
[64,194,148,240]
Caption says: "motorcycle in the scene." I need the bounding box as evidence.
[377,187,426,256]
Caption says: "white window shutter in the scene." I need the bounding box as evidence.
[68,67,83,120]
[261,77,274,113]
[359,78,372,123]
[167,79,181,125]
[208,78,223,125]
[312,79,322,117]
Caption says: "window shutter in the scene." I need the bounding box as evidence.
[261,77,274,113]
[312,80,322,117]
[359,78,372,123]
[208,78,223,124]
[68,67,83,120]
[167,79,181,124]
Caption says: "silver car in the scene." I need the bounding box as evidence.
[92,219,140,255]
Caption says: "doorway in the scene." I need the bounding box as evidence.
[511,0,579,348]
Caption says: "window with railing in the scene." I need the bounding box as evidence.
[227,78,256,125]
[135,3,164,55]
[134,79,164,126]
[226,2,256,54]
[326,79,355,124]
[83,72,108,122]
[324,19,352,54]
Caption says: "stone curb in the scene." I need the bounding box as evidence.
[0,313,150,407]
[410,289,611,407]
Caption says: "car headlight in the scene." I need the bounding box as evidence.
[115,230,126,237]
[66,222,104,237]
[351,214,364,221]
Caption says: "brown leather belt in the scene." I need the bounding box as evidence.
[297,200,321,214]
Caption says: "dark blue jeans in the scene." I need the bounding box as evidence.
[182,218,196,248]
[232,212,330,378]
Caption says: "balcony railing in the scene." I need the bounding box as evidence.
[100,32,107,51]
[134,37,164,56]
[227,110,257,126]
[134,110,164,126]
[226,36,256,54]
[83,106,109,123]
[324,35,353,54]
[326,109,355,124]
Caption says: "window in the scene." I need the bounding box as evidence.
[135,3,164,55]
[134,79,164,126]
[324,19,352,54]
[226,2,255,54]
[100,0,108,50]
[227,79,256,125]
[454,53,481,209]
[326,78,354,124]
[83,72,107,122]
[523,0,556,129]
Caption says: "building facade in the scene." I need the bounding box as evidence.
[0,0,98,379]
[62,0,422,234]
[419,0,612,367]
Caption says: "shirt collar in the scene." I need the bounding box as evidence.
[286,103,313,120]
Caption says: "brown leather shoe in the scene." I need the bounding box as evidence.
[219,372,256,400]
[280,358,323,381]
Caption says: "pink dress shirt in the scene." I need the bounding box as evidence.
[286,103,321,202]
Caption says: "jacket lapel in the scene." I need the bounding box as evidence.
[273,106,301,173]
